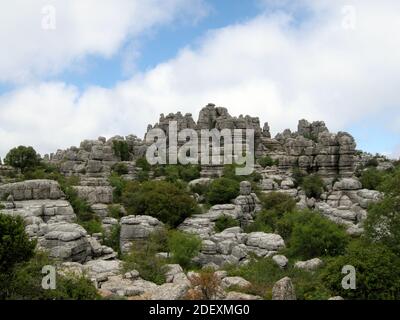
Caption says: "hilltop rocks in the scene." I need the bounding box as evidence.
[0,180,64,201]
[272,277,296,300]
[38,222,91,263]
[120,215,164,253]
[195,229,285,267]
[72,186,113,205]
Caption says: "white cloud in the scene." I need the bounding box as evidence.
[1,0,400,157]
[0,0,209,83]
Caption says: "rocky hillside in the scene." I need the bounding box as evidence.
[0,104,399,300]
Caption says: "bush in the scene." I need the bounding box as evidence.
[214,216,239,232]
[121,180,200,227]
[168,230,201,269]
[282,210,349,259]
[112,140,130,161]
[108,204,125,219]
[0,214,36,273]
[135,157,151,171]
[292,167,306,187]
[108,173,127,203]
[301,174,324,199]
[360,168,383,190]
[321,240,400,299]
[364,195,400,256]
[206,178,240,205]
[4,146,40,172]
[225,257,330,300]
[123,231,168,285]
[261,192,296,213]
[365,158,379,168]
[112,163,129,176]
[79,219,103,235]
[258,156,275,168]
[102,224,121,255]
[1,251,100,300]
[186,268,222,300]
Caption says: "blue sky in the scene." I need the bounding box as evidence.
[0,0,399,158]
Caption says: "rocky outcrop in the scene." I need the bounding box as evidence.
[272,277,296,300]
[119,215,164,253]
[0,180,64,201]
[294,258,323,271]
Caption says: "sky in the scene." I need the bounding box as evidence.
[0,0,399,159]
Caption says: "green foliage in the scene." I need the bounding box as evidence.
[4,146,40,172]
[301,174,324,199]
[121,180,200,227]
[108,173,127,203]
[378,166,400,196]
[246,192,296,233]
[360,168,383,190]
[261,191,296,213]
[0,214,36,273]
[167,230,202,269]
[282,210,349,259]
[79,219,103,235]
[214,215,239,232]
[292,167,306,187]
[206,178,240,205]
[258,156,276,168]
[123,230,168,285]
[321,240,400,299]
[108,204,125,219]
[365,158,379,168]
[112,162,129,176]
[112,140,130,161]
[226,257,330,300]
[135,157,151,171]
[1,251,99,300]
[364,195,400,256]
[103,224,121,255]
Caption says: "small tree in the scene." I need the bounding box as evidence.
[301,174,324,199]
[168,230,201,269]
[206,178,240,205]
[4,146,40,172]
[258,156,275,168]
[321,241,400,300]
[0,214,36,273]
[112,140,130,161]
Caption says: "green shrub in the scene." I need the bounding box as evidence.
[137,169,150,182]
[365,158,379,168]
[108,204,125,219]
[225,257,330,300]
[103,224,121,255]
[301,174,324,199]
[360,168,383,190]
[4,146,40,173]
[206,178,240,205]
[112,140,130,161]
[108,173,127,203]
[0,214,36,273]
[79,219,103,235]
[112,163,129,176]
[292,167,306,187]
[283,210,349,259]
[321,240,400,299]
[258,156,275,168]
[123,230,169,285]
[245,192,297,233]
[1,250,99,300]
[378,166,400,196]
[135,157,151,171]
[214,216,239,232]
[178,164,201,182]
[261,192,296,213]
[167,230,201,269]
[121,180,200,227]
[364,195,400,256]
